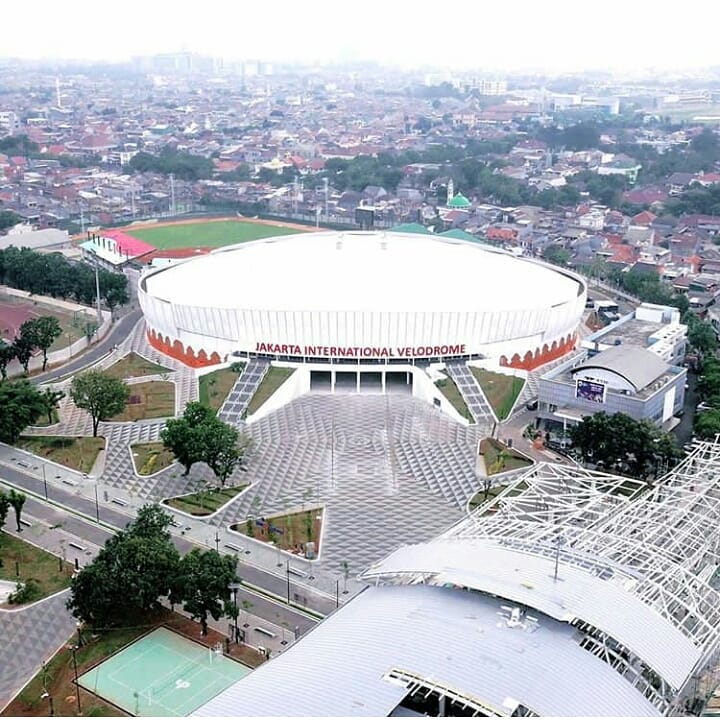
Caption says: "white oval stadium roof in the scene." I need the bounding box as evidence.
[142,231,582,312]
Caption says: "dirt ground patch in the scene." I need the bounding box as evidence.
[232,508,323,559]
[111,381,175,421]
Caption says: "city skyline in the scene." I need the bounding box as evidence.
[3,0,720,74]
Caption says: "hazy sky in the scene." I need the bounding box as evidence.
[3,0,719,73]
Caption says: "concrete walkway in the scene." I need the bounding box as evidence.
[0,589,76,712]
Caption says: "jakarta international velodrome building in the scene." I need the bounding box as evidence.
[138,231,586,371]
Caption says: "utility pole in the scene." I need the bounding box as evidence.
[79,204,85,234]
[323,177,329,223]
[93,255,102,325]
[169,173,176,216]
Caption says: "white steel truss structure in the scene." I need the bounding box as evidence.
[362,441,720,714]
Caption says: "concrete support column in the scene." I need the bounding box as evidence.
[356,371,361,393]
[381,370,386,395]
[406,371,411,384]
[331,369,336,394]
[438,694,447,717]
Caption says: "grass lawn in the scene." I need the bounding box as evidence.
[480,437,533,476]
[164,485,246,516]
[131,441,175,476]
[0,532,73,604]
[435,377,473,422]
[232,508,323,556]
[470,367,525,420]
[3,607,265,718]
[199,365,244,413]
[15,436,105,474]
[246,367,294,416]
[128,220,304,250]
[103,351,171,380]
[111,381,175,421]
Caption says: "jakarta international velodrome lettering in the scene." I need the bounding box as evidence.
[255,342,467,358]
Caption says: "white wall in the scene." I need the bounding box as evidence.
[246,364,310,424]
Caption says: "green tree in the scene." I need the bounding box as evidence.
[12,334,34,375]
[685,313,718,355]
[70,371,130,436]
[8,489,26,532]
[20,316,62,371]
[0,341,15,380]
[694,409,720,440]
[570,412,680,478]
[543,244,571,266]
[202,422,251,487]
[0,210,22,231]
[174,548,237,636]
[0,380,45,443]
[67,504,181,627]
[39,387,65,425]
[160,401,215,475]
[0,490,10,536]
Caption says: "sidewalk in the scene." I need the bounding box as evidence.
[0,443,360,610]
[1,506,297,660]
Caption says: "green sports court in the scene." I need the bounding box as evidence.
[78,626,251,716]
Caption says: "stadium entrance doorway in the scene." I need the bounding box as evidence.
[309,369,413,394]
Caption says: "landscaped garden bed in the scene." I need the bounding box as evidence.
[435,376,473,422]
[15,435,105,474]
[479,437,533,475]
[199,363,244,413]
[164,485,247,516]
[131,441,175,476]
[111,381,175,421]
[246,367,294,416]
[103,352,171,380]
[231,507,323,558]
[470,367,525,420]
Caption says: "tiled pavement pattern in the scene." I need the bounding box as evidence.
[218,358,270,425]
[0,590,76,711]
[204,393,490,571]
[19,318,494,574]
[445,360,497,425]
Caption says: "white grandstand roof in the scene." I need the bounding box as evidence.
[142,231,583,313]
[194,584,658,717]
[196,442,720,717]
[365,449,720,698]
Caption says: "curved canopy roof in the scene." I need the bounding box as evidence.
[142,231,582,313]
[571,345,669,391]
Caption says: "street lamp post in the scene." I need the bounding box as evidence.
[42,464,48,501]
[94,484,100,523]
[71,645,81,713]
[41,692,54,716]
[214,530,220,553]
[286,559,291,605]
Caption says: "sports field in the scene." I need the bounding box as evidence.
[78,626,251,716]
[128,219,306,250]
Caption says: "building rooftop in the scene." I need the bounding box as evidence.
[571,345,670,392]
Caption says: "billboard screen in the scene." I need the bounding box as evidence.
[576,378,606,404]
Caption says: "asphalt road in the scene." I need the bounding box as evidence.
[0,464,328,629]
[32,307,143,384]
